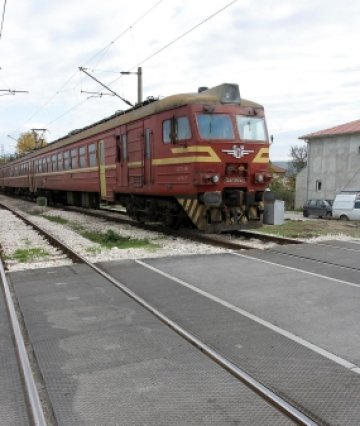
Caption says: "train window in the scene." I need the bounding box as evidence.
[89,144,97,167]
[79,146,87,168]
[57,153,63,170]
[237,116,266,141]
[64,151,71,170]
[163,117,192,144]
[42,158,47,173]
[196,114,235,140]
[163,120,171,144]
[177,117,191,140]
[121,135,127,161]
[52,154,57,171]
[47,157,52,172]
[116,136,121,162]
[71,149,78,169]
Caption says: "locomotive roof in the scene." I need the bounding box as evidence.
[5,84,264,164]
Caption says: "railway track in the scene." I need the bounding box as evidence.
[0,194,302,250]
[0,201,316,425]
[0,249,48,425]
[64,204,302,250]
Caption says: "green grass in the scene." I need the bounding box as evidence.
[7,247,49,262]
[262,218,360,239]
[40,214,158,251]
[80,229,159,250]
[42,214,69,225]
[85,246,102,255]
[42,215,84,231]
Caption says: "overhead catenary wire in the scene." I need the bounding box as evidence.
[108,0,239,88]
[0,0,7,40]
[10,0,238,141]
[138,0,238,67]
[8,0,164,137]
[51,0,240,124]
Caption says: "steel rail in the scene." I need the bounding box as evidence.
[234,229,303,245]
[84,260,318,426]
[0,201,317,424]
[0,259,47,426]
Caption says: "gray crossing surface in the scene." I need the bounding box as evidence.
[0,284,29,426]
[9,264,292,425]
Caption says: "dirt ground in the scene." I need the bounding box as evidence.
[262,216,360,240]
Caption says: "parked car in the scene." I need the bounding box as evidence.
[303,199,332,218]
[332,193,360,221]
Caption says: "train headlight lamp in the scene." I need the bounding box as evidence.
[254,173,264,183]
[211,175,220,184]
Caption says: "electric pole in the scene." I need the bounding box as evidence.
[79,66,143,106]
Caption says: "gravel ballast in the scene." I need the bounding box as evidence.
[0,195,229,272]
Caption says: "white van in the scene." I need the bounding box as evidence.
[332,193,360,221]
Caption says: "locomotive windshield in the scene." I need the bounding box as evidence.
[196,114,235,140]
[236,116,267,141]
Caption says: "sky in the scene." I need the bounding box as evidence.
[0,0,359,160]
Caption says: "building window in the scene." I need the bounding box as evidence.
[316,180,322,191]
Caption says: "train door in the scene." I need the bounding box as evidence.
[98,140,107,200]
[127,121,144,188]
[144,127,152,185]
[29,160,35,193]
[116,129,129,187]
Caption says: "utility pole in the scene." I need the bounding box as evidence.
[137,67,142,104]
[119,67,143,104]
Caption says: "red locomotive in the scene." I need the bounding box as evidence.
[0,83,272,232]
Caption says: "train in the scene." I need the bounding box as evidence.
[0,83,272,232]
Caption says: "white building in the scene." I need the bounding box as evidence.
[295,119,360,208]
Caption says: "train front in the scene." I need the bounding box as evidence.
[176,83,272,233]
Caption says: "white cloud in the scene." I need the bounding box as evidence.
[0,0,359,159]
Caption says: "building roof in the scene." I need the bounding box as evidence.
[269,163,287,174]
[300,118,360,140]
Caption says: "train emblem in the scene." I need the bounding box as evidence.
[222,145,254,159]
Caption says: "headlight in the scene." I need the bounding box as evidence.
[211,175,220,183]
[254,173,264,183]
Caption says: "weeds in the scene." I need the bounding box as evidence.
[80,229,158,250]
[6,247,49,262]
[42,215,69,225]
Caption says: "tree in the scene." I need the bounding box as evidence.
[269,175,295,210]
[289,144,307,173]
[16,131,47,155]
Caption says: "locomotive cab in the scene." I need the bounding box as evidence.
[175,84,272,232]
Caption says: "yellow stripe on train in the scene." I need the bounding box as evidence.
[253,148,269,164]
